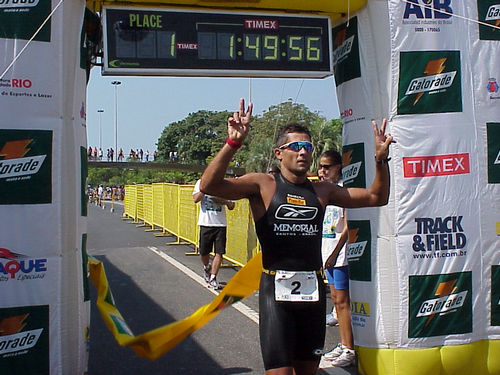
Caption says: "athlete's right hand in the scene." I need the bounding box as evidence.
[227,98,253,143]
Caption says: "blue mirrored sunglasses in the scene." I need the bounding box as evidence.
[278,141,314,152]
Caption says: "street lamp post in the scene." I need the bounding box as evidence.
[97,109,104,151]
[111,80,121,161]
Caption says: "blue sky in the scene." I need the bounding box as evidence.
[85,67,340,154]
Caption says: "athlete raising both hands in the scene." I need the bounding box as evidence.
[201,98,393,375]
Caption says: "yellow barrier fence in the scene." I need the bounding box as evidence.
[135,184,145,224]
[123,183,258,265]
[143,184,154,230]
[123,184,137,221]
[152,183,165,230]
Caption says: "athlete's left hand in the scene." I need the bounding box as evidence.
[372,118,395,162]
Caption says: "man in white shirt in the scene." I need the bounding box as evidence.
[193,179,235,289]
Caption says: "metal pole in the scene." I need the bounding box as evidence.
[97,109,104,151]
[111,81,121,161]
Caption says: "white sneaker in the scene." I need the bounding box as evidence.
[326,311,339,326]
[331,348,356,367]
[208,278,221,290]
[323,343,345,360]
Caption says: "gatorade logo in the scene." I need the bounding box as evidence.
[0,0,51,42]
[0,306,49,370]
[478,0,500,40]
[405,58,456,105]
[332,35,354,66]
[331,17,360,85]
[409,272,472,338]
[0,0,39,8]
[398,51,462,114]
[346,228,367,260]
[405,68,456,99]
[0,329,43,355]
[342,143,365,188]
[0,156,46,179]
[417,289,467,317]
[0,130,52,205]
[346,220,371,282]
[0,139,46,180]
[485,4,500,21]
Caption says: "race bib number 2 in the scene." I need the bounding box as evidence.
[274,270,319,302]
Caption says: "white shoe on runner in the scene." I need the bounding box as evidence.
[208,277,221,290]
[323,343,345,360]
[331,348,356,367]
[326,311,339,326]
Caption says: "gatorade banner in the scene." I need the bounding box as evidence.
[88,252,262,360]
[0,0,88,374]
[335,1,500,374]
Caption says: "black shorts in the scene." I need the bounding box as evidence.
[199,226,227,256]
[259,272,326,370]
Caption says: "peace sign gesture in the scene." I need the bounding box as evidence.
[372,118,395,162]
[227,98,253,144]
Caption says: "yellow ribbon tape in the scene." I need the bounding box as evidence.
[88,252,262,360]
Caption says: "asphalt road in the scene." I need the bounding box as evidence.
[87,201,359,375]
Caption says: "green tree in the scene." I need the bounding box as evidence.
[246,101,339,172]
[309,118,343,172]
[154,101,343,175]
[156,110,231,164]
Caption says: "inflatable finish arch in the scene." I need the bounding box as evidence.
[1,0,498,373]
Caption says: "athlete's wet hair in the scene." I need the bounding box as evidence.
[320,150,342,166]
[275,123,311,147]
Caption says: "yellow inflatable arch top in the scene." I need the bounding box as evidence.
[86,0,367,19]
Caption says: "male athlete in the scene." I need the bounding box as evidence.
[200,99,393,375]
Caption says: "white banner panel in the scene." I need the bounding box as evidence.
[341,0,499,374]
[0,0,89,373]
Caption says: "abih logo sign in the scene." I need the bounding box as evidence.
[331,17,360,86]
[492,265,500,326]
[487,123,500,183]
[403,0,453,20]
[409,272,472,338]
[0,129,52,205]
[0,0,51,42]
[342,143,365,188]
[398,51,462,114]
[408,272,472,338]
[0,305,49,373]
[403,153,470,178]
[346,220,371,282]
[478,0,500,40]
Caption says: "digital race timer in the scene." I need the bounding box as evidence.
[102,7,332,77]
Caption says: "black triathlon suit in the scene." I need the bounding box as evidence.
[255,172,326,370]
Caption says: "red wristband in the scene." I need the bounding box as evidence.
[226,138,242,149]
